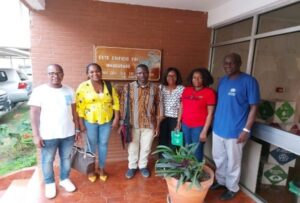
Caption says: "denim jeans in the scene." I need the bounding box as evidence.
[84,120,111,169]
[41,135,75,184]
[182,123,204,162]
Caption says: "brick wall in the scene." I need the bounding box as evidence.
[30,0,211,162]
[30,0,211,88]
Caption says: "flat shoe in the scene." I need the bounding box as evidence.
[45,183,56,199]
[210,181,225,190]
[220,190,238,201]
[125,168,137,179]
[88,174,97,182]
[99,175,108,182]
[99,169,108,182]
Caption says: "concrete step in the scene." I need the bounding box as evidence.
[24,168,43,203]
[0,190,5,199]
[0,179,29,203]
[0,166,35,191]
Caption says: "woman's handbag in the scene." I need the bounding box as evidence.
[70,133,96,175]
[171,130,183,146]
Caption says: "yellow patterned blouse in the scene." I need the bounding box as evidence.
[76,80,120,124]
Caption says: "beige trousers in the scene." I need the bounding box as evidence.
[128,128,154,169]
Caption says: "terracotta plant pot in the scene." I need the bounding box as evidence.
[165,165,214,203]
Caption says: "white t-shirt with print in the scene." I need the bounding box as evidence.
[28,84,75,140]
[161,85,184,118]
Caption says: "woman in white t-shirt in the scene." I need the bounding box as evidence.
[159,67,184,149]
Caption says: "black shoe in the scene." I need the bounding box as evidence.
[210,182,225,190]
[220,190,238,201]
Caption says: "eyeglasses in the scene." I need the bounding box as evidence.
[48,72,63,76]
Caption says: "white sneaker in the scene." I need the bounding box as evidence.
[45,183,56,199]
[59,178,76,192]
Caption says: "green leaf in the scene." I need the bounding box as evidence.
[152,145,174,155]
[154,143,207,190]
[176,174,185,192]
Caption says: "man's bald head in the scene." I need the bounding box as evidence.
[47,64,64,73]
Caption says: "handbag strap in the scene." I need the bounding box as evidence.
[74,132,92,153]
[85,133,92,153]
[124,83,130,125]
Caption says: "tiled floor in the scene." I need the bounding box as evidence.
[0,160,255,203]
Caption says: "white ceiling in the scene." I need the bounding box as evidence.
[97,0,231,12]
[22,0,298,28]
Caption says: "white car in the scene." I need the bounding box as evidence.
[0,68,32,106]
[0,89,11,112]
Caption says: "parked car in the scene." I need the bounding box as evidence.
[0,68,32,106]
[0,89,11,112]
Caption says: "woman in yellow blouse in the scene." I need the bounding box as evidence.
[76,63,120,182]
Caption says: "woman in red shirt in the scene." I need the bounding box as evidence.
[177,68,216,161]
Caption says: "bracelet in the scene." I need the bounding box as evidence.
[75,129,81,133]
[242,128,250,133]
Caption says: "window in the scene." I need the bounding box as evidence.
[252,32,300,101]
[211,42,249,89]
[214,18,253,43]
[17,70,28,81]
[258,2,300,34]
[0,71,8,82]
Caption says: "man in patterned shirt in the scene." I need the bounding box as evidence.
[119,64,163,179]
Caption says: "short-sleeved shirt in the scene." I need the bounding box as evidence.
[213,73,260,138]
[28,84,75,140]
[76,80,120,125]
[181,87,216,127]
[161,85,184,118]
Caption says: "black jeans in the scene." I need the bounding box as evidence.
[159,117,178,150]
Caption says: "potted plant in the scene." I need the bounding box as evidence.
[152,143,214,203]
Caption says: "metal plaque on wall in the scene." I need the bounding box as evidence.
[94,46,161,81]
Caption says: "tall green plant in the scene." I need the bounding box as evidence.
[152,143,208,191]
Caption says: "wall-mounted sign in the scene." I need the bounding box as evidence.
[94,46,161,81]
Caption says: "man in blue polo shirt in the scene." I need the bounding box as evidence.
[211,53,260,201]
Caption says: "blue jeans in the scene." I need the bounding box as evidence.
[182,123,204,162]
[84,120,111,168]
[41,136,75,184]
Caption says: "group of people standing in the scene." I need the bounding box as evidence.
[29,52,260,201]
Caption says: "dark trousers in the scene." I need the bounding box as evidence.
[159,117,178,150]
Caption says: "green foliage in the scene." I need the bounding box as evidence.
[0,124,9,137]
[0,105,37,176]
[152,143,207,191]
[0,154,37,176]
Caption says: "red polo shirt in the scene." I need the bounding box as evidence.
[181,87,216,127]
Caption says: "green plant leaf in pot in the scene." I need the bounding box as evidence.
[152,143,209,192]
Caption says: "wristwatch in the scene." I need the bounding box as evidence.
[242,128,250,133]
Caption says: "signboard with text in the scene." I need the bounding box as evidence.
[94,46,161,81]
